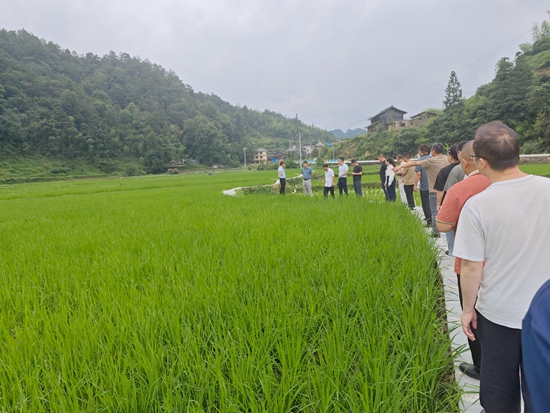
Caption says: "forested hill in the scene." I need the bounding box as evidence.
[0,29,334,172]
[323,14,550,161]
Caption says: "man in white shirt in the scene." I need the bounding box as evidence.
[337,157,348,196]
[322,164,335,198]
[454,121,550,412]
[277,161,286,195]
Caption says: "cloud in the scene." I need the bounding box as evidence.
[0,0,547,129]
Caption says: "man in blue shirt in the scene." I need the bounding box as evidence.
[415,144,432,227]
[302,161,314,197]
[523,279,550,412]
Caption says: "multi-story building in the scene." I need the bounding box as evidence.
[253,148,268,165]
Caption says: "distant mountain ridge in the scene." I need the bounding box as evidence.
[331,128,365,139]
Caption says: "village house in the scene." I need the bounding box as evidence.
[410,111,438,127]
[367,105,407,133]
[302,143,314,156]
[388,119,413,131]
[268,149,288,163]
[253,148,268,165]
[289,144,312,158]
[367,106,438,132]
[164,159,185,172]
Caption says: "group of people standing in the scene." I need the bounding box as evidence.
[319,158,364,198]
[277,158,364,198]
[403,122,549,413]
[377,153,417,205]
[377,142,464,246]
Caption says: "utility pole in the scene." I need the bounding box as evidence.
[243,147,247,170]
[298,131,302,165]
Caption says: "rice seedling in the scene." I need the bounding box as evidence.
[0,171,461,412]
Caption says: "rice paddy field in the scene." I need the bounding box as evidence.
[0,170,462,412]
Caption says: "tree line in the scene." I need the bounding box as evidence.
[0,29,334,173]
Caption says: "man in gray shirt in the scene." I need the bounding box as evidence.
[440,140,467,255]
[443,140,467,192]
[302,161,314,197]
[415,145,432,227]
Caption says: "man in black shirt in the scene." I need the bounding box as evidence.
[351,159,363,197]
[434,145,460,209]
[378,154,388,200]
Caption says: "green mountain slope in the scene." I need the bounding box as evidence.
[0,29,333,175]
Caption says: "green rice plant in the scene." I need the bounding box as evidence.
[519,163,550,177]
[0,171,461,412]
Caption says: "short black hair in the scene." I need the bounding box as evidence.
[418,144,430,154]
[473,121,519,171]
[280,161,285,165]
[403,152,411,158]
[302,161,308,165]
[431,142,444,154]
[457,140,468,152]
[322,163,329,168]
[339,157,344,161]
[448,145,458,161]
[351,159,357,163]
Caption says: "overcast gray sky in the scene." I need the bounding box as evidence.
[1,0,548,131]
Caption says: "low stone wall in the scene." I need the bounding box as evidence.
[519,154,550,164]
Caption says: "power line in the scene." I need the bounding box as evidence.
[341,30,532,129]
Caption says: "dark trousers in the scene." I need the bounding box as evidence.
[386,181,396,201]
[420,190,431,224]
[353,180,362,196]
[477,311,532,413]
[279,178,286,195]
[457,275,482,370]
[403,184,415,208]
[323,186,335,197]
[338,178,348,195]
[429,193,439,235]
[380,182,388,200]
